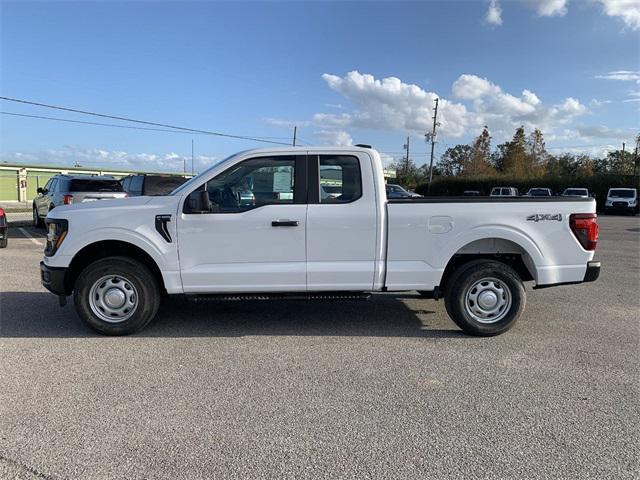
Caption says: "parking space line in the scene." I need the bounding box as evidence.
[18,227,44,246]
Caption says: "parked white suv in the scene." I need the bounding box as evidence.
[605,188,638,214]
[41,147,600,337]
[490,187,520,197]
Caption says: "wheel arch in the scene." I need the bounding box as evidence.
[439,237,537,292]
[66,240,166,294]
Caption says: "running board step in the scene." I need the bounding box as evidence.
[186,292,371,302]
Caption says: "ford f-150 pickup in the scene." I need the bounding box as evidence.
[40,146,600,336]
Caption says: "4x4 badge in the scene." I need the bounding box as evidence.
[527,213,562,222]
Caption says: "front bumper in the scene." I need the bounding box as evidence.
[606,203,636,212]
[40,261,69,296]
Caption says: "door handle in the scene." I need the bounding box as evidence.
[271,220,299,227]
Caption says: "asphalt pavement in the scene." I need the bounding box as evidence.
[1,216,638,479]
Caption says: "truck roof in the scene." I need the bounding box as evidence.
[234,145,375,156]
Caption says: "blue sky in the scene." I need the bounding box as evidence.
[1,0,638,172]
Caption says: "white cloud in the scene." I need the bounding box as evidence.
[2,146,219,173]
[574,125,632,140]
[485,0,503,26]
[320,71,471,138]
[314,130,353,146]
[268,71,590,145]
[589,98,613,107]
[524,0,569,17]
[453,73,587,138]
[548,144,618,158]
[452,74,502,99]
[263,117,311,128]
[595,70,640,82]
[596,0,640,30]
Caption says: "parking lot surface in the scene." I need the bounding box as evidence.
[1,216,639,479]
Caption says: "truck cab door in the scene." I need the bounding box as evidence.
[306,153,378,291]
[177,154,308,293]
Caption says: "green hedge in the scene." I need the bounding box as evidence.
[414,174,640,211]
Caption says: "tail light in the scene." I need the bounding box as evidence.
[570,213,598,251]
[63,194,73,205]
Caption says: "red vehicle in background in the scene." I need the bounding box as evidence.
[0,208,7,248]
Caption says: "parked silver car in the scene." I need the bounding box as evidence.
[33,174,127,227]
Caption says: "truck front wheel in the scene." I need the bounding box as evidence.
[444,260,525,336]
[73,256,161,335]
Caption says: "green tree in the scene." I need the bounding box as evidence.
[600,149,635,174]
[491,142,509,172]
[464,126,496,176]
[502,126,529,177]
[391,156,421,188]
[438,144,472,176]
[527,128,548,176]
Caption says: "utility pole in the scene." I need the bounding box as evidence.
[292,126,297,146]
[403,136,410,172]
[191,139,194,175]
[425,98,439,193]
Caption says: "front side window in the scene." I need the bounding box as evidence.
[319,155,362,203]
[199,156,296,213]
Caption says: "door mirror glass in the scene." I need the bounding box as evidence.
[186,189,219,213]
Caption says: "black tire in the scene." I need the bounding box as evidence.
[73,256,161,335]
[444,260,525,336]
[33,205,44,228]
[0,237,7,248]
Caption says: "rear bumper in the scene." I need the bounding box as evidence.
[534,261,600,289]
[40,261,69,296]
[583,261,600,283]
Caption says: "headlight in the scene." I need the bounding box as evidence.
[45,219,68,256]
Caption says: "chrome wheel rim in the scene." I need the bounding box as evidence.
[464,277,512,324]
[89,275,139,323]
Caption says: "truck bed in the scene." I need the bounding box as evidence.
[384,196,597,291]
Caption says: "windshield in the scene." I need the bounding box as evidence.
[609,189,636,198]
[170,155,232,195]
[387,184,407,193]
[564,189,587,196]
[529,188,550,195]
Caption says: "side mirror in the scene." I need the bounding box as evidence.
[186,190,218,213]
[37,187,44,194]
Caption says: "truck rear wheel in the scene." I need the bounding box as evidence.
[73,256,160,335]
[444,260,525,336]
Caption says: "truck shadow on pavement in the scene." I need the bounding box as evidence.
[0,292,465,339]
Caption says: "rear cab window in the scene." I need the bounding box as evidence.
[318,155,362,203]
[70,179,124,192]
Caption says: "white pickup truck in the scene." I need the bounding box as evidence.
[41,146,600,336]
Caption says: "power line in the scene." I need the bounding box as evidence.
[1,111,214,135]
[2,111,293,141]
[0,96,291,145]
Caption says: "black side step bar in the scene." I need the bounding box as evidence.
[186,292,371,302]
